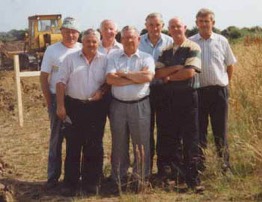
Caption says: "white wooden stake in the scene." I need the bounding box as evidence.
[14,55,23,127]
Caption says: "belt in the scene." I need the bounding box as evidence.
[66,96,92,104]
[113,96,149,104]
[199,85,226,91]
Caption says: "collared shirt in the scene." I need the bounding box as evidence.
[139,33,173,62]
[157,39,201,89]
[189,32,237,87]
[58,50,107,100]
[41,42,82,94]
[98,40,123,55]
[106,49,155,101]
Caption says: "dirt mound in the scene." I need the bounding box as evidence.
[0,40,24,71]
[0,40,24,52]
[0,71,43,114]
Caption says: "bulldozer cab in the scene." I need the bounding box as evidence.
[28,14,63,53]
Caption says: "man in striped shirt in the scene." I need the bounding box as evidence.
[189,8,237,173]
[155,17,203,192]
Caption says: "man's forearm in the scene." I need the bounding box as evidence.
[168,68,196,81]
[227,65,234,81]
[56,82,66,108]
[124,71,154,83]
[155,65,183,79]
[106,73,135,86]
[40,72,51,108]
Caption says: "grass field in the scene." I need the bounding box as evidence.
[0,41,261,201]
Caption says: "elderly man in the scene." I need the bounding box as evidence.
[106,26,155,190]
[98,19,123,54]
[189,8,237,173]
[139,12,173,174]
[56,29,108,196]
[155,17,203,192]
[40,17,81,190]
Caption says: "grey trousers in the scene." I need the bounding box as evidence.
[109,98,151,182]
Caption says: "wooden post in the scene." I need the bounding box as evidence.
[14,55,24,127]
[14,55,40,127]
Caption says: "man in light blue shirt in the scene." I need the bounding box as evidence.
[139,12,173,174]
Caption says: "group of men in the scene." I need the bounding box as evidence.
[40,8,236,197]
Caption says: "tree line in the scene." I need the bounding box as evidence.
[1,25,262,42]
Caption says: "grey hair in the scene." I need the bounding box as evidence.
[81,28,101,41]
[120,26,139,37]
[99,19,118,32]
[145,12,164,24]
[196,8,215,21]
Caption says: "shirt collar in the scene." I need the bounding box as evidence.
[145,33,163,44]
[79,50,103,59]
[100,40,122,49]
[197,32,215,40]
[120,49,141,58]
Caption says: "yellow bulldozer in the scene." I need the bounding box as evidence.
[0,14,63,70]
[20,14,63,70]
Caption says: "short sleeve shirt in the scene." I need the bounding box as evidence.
[41,42,82,94]
[58,51,107,100]
[106,49,155,101]
[189,33,237,87]
[157,39,201,89]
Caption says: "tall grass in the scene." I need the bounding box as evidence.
[230,42,262,171]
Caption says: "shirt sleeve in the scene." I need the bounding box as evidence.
[106,52,118,74]
[143,54,155,74]
[57,55,72,85]
[184,43,201,72]
[40,47,53,73]
[224,41,237,66]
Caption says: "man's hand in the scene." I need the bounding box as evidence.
[89,90,103,101]
[57,105,66,121]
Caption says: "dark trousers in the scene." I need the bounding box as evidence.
[198,86,230,168]
[149,85,162,172]
[64,96,107,187]
[157,89,200,186]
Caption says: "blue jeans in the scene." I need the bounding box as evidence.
[47,94,64,182]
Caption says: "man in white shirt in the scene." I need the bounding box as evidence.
[40,17,82,190]
[106,26,155,192]
[189,8,237,173]
[98,19,123,55]
[56,29,108,196]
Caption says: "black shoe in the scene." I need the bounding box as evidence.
[61,184,77,197]
[82,184,99,195]
[44,180,58,191]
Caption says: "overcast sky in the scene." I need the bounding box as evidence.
[1,0,261,32]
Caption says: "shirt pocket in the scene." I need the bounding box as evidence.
[211,44,225,63]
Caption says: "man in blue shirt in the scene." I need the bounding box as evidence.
[139,13,173,174]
